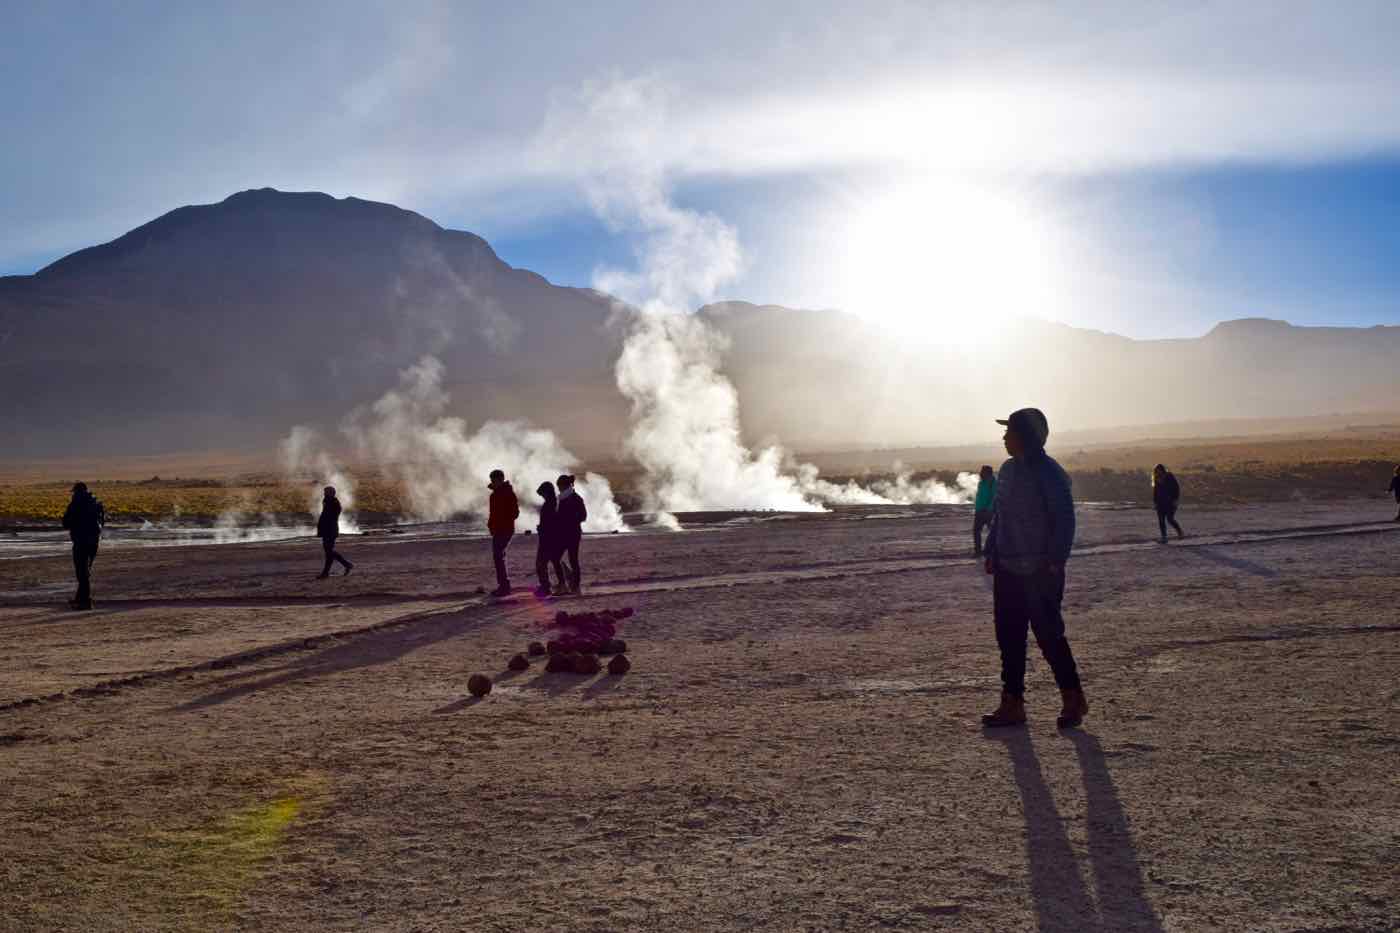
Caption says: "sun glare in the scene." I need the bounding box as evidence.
[833,179,1060,345]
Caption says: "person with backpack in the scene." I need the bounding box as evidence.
[61,482,104,610]
[1152,464,1184,543]
[315,486,353,578]
[533,480,567,597]
[972,464,997,556]
[981,408,1087,730]
[487,469,520,597]
[1388,465,1400,522]
[556,474,587,594]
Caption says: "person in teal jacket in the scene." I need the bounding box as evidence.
[972,464,996,556]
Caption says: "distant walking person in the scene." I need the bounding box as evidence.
[533,481,567,597]
[1389,465,1400,522]
[316,486,353,578]
[982,408,1087,730]
[487,469,519,597]
[972,464,997,556]
[61,482,104,610]
[1152,464,1184,543]
[556,474,587,594]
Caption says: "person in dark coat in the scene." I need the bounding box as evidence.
[533,481,567,597]
[61,482,104,610]
[487,469,519,596]
[1152,464,1184,543]
[1388,465,1400,522]
[555,474,587,594]
[316,486,353,578]
[982,408,1087,730]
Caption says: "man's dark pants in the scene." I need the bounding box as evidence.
[491,532,513,590]
[561,535,581,591]
[993,566,1082,696]
[72,538,99,606]
[973,509,993,554]
[321,535,350,576]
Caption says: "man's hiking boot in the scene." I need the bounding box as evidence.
[1057,687,1089,729]
[981,692,1026,728]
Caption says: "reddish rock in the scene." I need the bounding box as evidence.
[546,640,564,655]
[618,607,635,619]
[607,654,631,675]
[508,654,529,672]
[555,611,570,624]
[467,673,493,698]
[527,641,546,657]
[574,653,601,675]
[545,653,572,673]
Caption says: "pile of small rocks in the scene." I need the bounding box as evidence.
[467,607,636,700]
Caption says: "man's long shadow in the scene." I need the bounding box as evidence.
[988,729,1164,933]
[170,607,482,712]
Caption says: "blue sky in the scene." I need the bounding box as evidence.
[5,1,1400,338]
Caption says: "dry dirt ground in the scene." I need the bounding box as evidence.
[1,501,1398,932]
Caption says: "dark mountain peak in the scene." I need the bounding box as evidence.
[35,188,458,281]
[222,187,333,207]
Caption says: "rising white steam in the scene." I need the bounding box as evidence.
[333,355,624,532]
[280,426,360,530]
[549,75,972,516]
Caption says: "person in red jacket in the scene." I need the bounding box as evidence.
[487,469,519,596]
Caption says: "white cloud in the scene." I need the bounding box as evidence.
[6,1,1400,269]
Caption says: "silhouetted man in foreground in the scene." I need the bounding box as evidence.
[61,482,104,610]
[487,469,519,597]
[982,408,1088,729]
[316,486,353,578]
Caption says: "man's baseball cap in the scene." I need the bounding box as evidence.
[996,408,1050,448]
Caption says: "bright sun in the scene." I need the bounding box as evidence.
[833,179,1060,345]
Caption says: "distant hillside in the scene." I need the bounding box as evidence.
[0,189,630,458]
[698,302,1400,450]
[4,189,1400,462]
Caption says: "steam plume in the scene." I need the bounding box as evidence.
[550,76,973,515]
[292,356,624,532]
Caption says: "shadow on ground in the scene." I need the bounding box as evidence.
[170,607,481,712]
[986,728,1164,933]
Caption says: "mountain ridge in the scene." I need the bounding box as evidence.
[3,189,1399,461]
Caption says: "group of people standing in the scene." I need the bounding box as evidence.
[486,469,587,598]
[313,469,588,599]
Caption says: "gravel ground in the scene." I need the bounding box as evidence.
[2,501,1397,932]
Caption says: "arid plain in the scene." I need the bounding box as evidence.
[2,497,1397,932]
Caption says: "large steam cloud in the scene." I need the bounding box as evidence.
[548,76,973,518]
[283,356,625,533]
